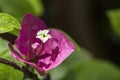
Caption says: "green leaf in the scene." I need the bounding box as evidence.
[0,63,23,80]
[0,38,12,59]
[107,9,120,36]
[63,60,120,80]
[0,13,20,33]
[27,0,44,16]
[0,0,44,21]
[0,38,8,53]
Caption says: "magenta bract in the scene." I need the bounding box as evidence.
[8,13,75,75]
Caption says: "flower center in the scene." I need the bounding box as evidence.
[36,30,51,43]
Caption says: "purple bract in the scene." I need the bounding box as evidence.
[8,13,75,75]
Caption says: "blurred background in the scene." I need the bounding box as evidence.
[0,0,120,80]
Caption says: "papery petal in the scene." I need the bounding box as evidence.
[8,42,45,76]
[39,29,75,70]
[15,13,46,56]
[23,61,46,76]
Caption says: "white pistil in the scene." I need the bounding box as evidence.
[36,30,51,43]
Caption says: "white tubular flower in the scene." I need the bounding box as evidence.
[36,30,51,43]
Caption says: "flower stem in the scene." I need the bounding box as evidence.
[43,73,51,80]
[0,58,40,80]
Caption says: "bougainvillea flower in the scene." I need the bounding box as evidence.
[8,13,75,75]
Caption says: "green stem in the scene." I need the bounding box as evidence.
[23,64,40,80]
[0,58,40,80]
[43,73,51,80]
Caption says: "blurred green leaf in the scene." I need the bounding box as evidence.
[0,0,44,21]
[107,9,120,36]
[0,13,20,33]
[0,38,14,59]
[63,60,120,80]
[0,63,23,80]
[0,38,24,79]
[0,38,8,53]
[27,0,44,16]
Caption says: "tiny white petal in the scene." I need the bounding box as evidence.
[44,30,49,34]
[36,29,51,43]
